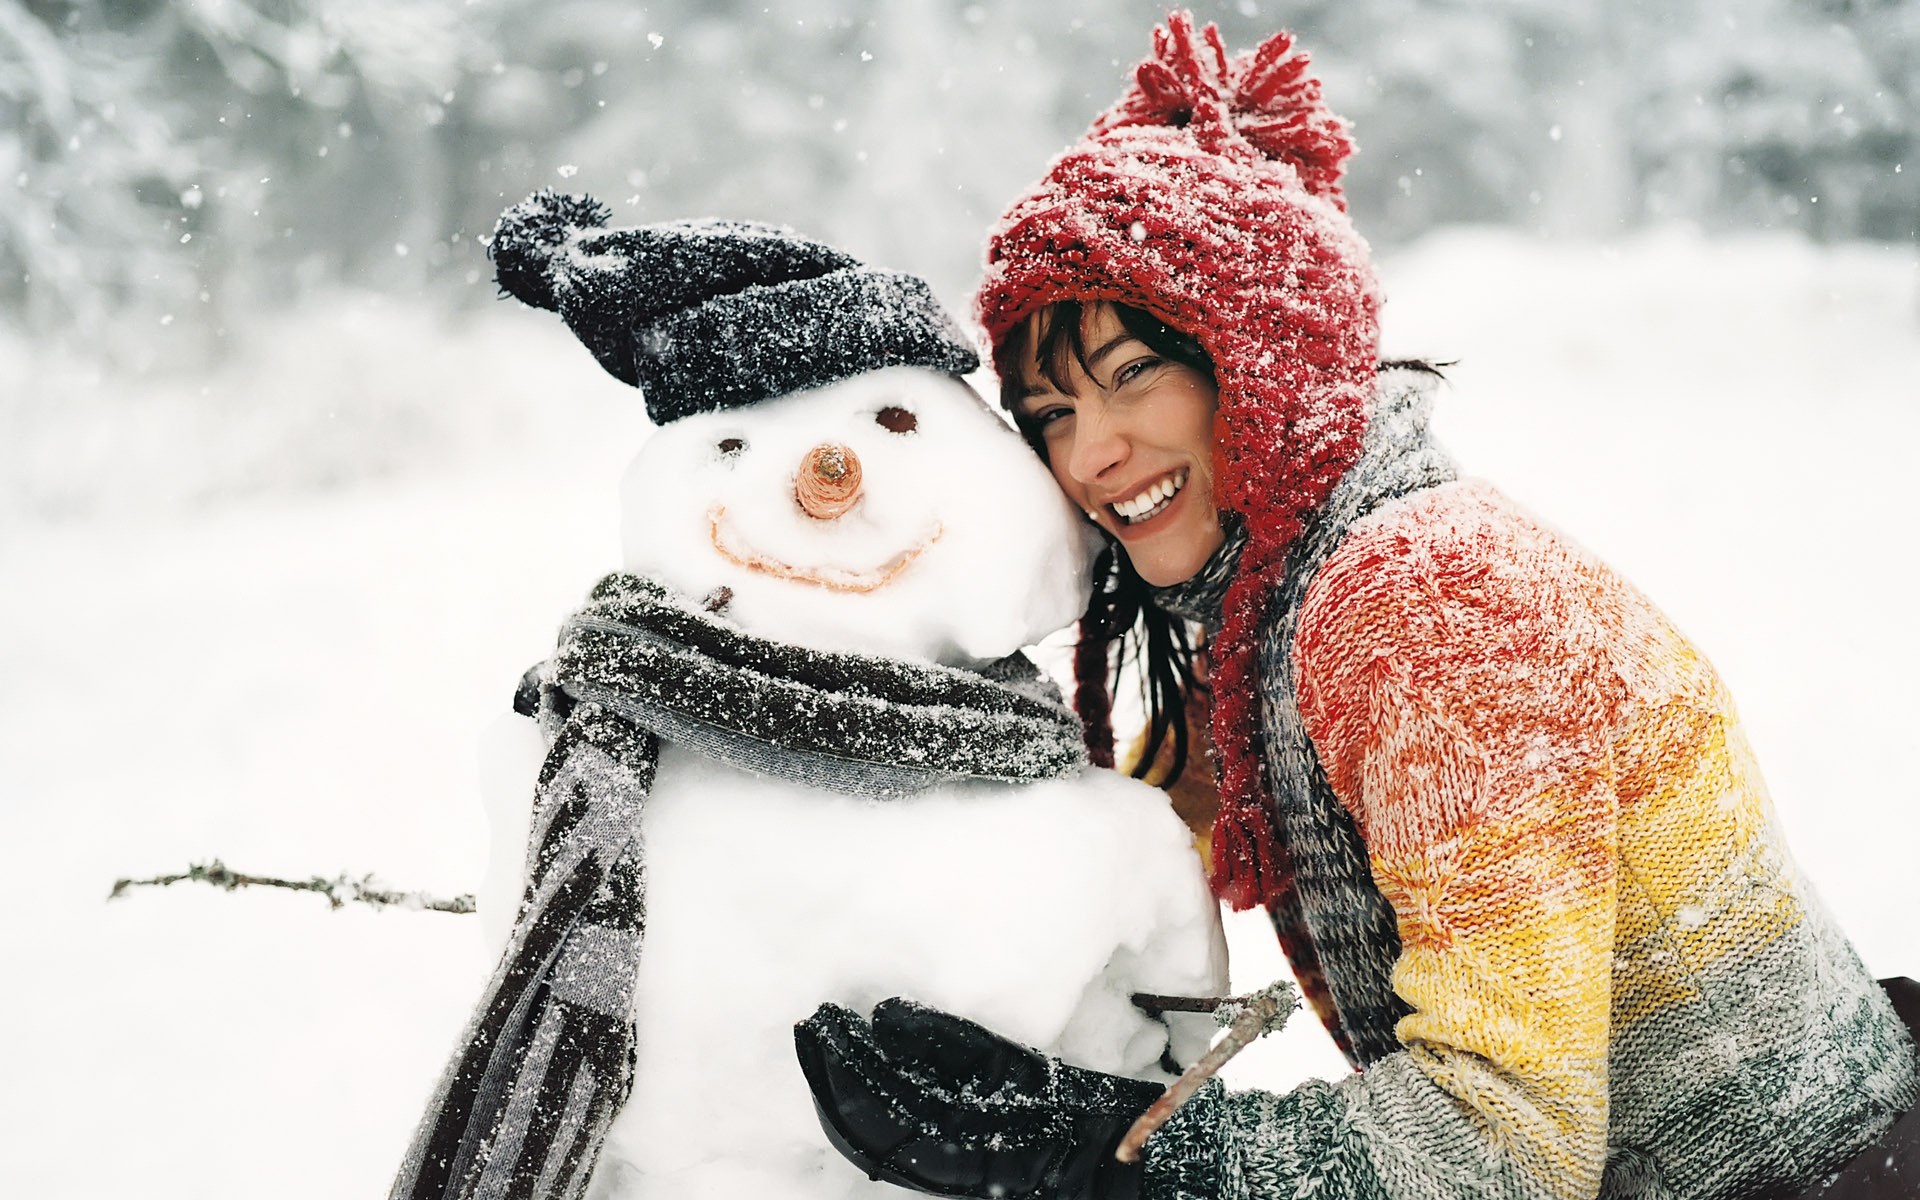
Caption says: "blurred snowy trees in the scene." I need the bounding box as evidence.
[3,0,484,360]
[1629,0,1920,242]
[2,0,1915,360]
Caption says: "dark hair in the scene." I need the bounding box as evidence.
[997,299,1445,788]
[997,300,1212,426]
[996,300,1213,785]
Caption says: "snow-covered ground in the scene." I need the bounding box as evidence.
[2,228,1915,1197]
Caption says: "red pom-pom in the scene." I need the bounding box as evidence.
[1091,12,1230,141]
[1090,12,1355,206]
[1228,32,1355,205]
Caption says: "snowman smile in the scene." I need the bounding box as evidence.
[1109,468,1190,526]
[707,504,944,594]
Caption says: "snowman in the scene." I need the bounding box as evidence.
[391,191,1227,1200]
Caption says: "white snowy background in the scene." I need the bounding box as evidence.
[3,2,1918,1197]
[4,228,1914,1200]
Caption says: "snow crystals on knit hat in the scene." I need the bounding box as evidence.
[489,189,980,425]
[976,12,1384,911]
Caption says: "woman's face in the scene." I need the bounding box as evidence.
[1010,304,1225,588]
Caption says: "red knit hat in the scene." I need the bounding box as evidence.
[976,13,1382,912]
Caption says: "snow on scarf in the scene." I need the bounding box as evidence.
[390,572,1089,1200]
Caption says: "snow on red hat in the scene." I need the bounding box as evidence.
[976,13,1381,911]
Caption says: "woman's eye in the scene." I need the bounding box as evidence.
[717,437,746,455]
[875,405,918,434]
[1112,357,1164,388]
[1028,406,1072,433]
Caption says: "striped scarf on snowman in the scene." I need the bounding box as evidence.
[391,572,1090,1200]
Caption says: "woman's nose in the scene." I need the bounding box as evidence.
[796,442,863,519]
[1061,406,1128,486]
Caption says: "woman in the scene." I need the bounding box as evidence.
[794,13,1918,1200]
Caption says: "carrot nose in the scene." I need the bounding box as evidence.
[796,442,863,520]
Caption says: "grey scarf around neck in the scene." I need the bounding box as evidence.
[391,573,1089,1200]
[1148,513,1247,633]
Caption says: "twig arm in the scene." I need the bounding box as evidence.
[108,858,475,914]
[1117,979,1299,1164]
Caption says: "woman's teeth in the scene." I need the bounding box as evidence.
[1111,468,1188,525]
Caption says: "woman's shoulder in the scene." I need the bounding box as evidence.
[1291,474,1714,715]
[1290,481,1648,780]
[1312,478,1608,603]
[1292,477,1655,685]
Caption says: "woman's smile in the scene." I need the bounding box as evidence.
[1108,466,1191,525]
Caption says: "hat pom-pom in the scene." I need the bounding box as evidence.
[1228,31,1355,206]
[1091,12,1231,142]
[1091,13,1355,208]
[489,189,612,311]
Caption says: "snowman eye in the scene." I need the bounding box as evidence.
[875,406,918,434]
[717,437,746,455]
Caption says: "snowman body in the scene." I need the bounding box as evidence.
[479,367,1227,1200]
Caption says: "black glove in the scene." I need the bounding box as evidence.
[794,998,1164,1200]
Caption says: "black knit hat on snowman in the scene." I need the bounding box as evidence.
[488,190,980,425]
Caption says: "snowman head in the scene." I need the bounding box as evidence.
[488,191,1096,665]
[620,366,1094,664]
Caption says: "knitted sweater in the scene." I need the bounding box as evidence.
[1145,370,1918,1200]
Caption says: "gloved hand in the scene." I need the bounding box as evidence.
[794,998,1164,1200]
